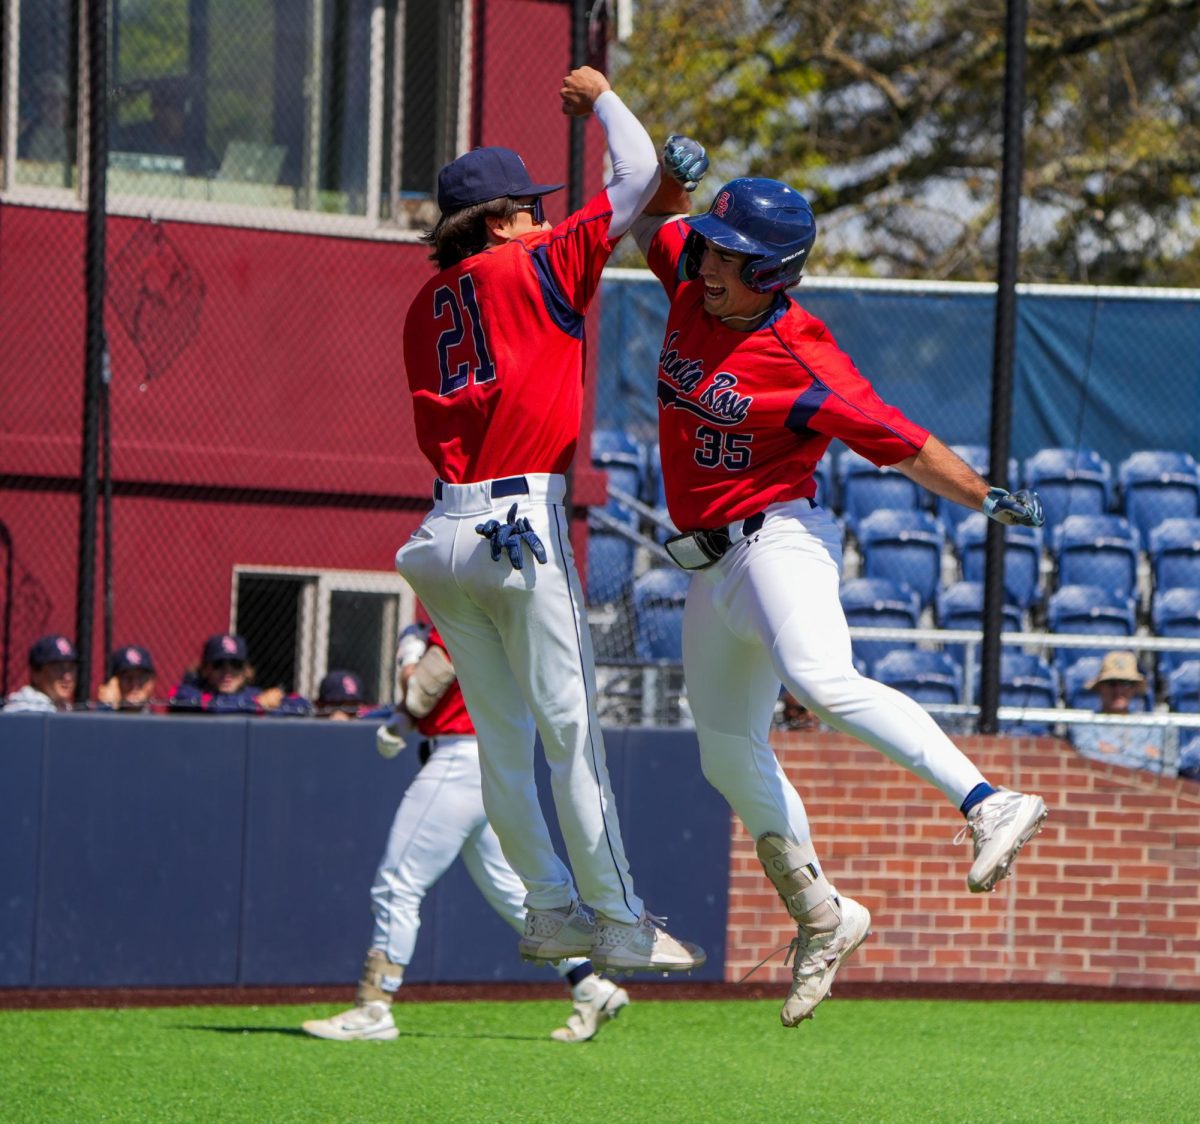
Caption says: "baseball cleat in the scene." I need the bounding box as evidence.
[550,977,630,1043]
[301,1002,398,1042]
[780,896,871,1027]
[590,911,706,973]
[518,900,596,964]
[961,788,1048,892]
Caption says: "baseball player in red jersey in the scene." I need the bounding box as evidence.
[395,68,703,974]
[631,146,1048,1026]
[302,622,630,1044]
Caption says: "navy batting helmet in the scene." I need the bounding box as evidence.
[685,178,817,293]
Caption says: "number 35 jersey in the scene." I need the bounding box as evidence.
[646,217,930,532]
[403,191,618,485]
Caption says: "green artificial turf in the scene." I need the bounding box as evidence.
[1,997,1196,1123]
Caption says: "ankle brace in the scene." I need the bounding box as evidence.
[356,949,406,1005]
[756,832,842,932]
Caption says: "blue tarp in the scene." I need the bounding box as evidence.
[598,273,1200,471]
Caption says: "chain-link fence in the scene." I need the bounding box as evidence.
[1,0,591,713]
[3,1,1200,760]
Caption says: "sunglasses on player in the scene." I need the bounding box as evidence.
[511,198,545,223]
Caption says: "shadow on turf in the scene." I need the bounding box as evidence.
[178,1025,548,1043]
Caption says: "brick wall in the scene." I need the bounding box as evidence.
[726,733,1200,991]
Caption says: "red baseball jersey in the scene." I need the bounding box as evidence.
[403,191,619,483]
[647,219,930,530]
[416,625,475,738]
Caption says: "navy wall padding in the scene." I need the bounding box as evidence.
[0,716,731,988]
[34,715,247,986]
[0,716,44,986]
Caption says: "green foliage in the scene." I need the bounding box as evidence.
[2,997,1198,1122]
[614,0,1200,285]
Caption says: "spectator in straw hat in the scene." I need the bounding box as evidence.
[1070,650,1166,773]
[3,634,78,713]
[97,645,158,712]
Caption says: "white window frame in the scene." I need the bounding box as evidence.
[231,564,416,704]
[0,0,472,242]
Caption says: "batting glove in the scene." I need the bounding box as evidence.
[663,135,709,192]
[982,486,1045,528]
[475,503,548,571]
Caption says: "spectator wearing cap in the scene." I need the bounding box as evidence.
[316,670,366,720]
[1070,650,1167,773]
[4,634,78,713]
[97,645,157,712]
[170,632,284,714]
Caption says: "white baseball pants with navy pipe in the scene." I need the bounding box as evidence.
[395,472,642,924]
[683,497,986,847]
[370,734,586,979]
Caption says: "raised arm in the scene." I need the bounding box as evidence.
[560,66,659,239]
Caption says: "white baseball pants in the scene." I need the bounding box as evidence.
[683,498,986,847]
[370,734,585,979]
[395,473,642,923]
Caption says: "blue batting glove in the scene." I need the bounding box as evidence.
[982,487,1045,528]
[663,135,709,192]
[475,504,547,570]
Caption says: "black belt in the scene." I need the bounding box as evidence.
[433,475,529,501]
[665,512,767,571]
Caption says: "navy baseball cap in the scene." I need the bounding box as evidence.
[29,634,78,667]
[318,670,364,705]
[109,645,156,676]
[436,146,563,214]
[202,633,248,664]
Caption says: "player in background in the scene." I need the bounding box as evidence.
[396,67,704,973]
[630,140,1048,1027]
[302,623,629,1044]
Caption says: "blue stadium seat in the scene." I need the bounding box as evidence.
[1053,514,1140,601]
[591,428,644,518]
[1023,447,1112,538]
[1046,584,1137,676]
[633,567,691,660]
[586,509,637,605]
[936,445,1019,537]
[955,512,1044,610]
[935,580,1022,673]
[1166,660,1200,714]
[973,652,1059,734]
[1117,450,1200,544]
[1179,733,1200,780]
[857,509,945,609]
[813,449,836,512]
[1062,654,1151,712]
[1151,587,1200,680]
[840,577,920,677]
[837,449,923,533]
[1149,518,1200,593]
[874,649,962,706]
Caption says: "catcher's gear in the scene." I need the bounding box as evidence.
[404,644,456,717]
[663,134,709,192]
[475,503,547,571]
[982,486,1045,528]
[685,177,816,293]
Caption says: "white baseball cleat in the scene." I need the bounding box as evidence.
[780,896,871,1027]
[518,900,596,964]
[550,977,630,1043]
[301,1001,398,1042]
[590,911,706,973]
[961,788,1048,892]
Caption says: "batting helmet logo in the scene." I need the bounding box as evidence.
[713,191,731,218]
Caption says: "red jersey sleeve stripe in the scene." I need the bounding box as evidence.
[528,244,585,339]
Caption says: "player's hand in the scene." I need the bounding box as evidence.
[663,135,709,192]
[376,722,407,759]
[96,675,120,708]
[560,66,610,117]
[475,503,548,570]
[982,487,1045,528]
[256,686,285,710]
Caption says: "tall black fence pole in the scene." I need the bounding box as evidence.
[75,0,110,703]
[980,0,1028,733]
